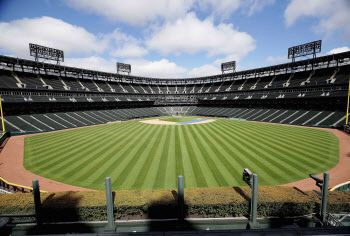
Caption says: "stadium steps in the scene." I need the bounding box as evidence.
[315,112,336,126]
[98,110,118,121]
[245,109,264,120]
[279,110,300,124]
[332,114,347,127]
[43,114,68,129]
[249,109,272,121]
[83,111,107,123]
[76,112,102,124]
[239,109,256,119]
[109,110,129,120]
[22,115,54,131]
[90,110,113,122]
[0,71,18,88]
[60,113,88,126]
[302,110,325,126]
[69,112,96,125]
[289,110,310,125]
[3,118,24,133]
[269,110,290,123]
[6,116,41,132]
[260,109,281,122]
[52,114,78,128]
[101,110,121,120]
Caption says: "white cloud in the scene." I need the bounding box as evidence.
[63,56,116,73]
[65,0,275,25]
[244,0,275,16]
[195,0,241,20]
[111,45,148,58]
[65,0,194,25]
[285,0,350,39]
[124,58,187,78]
[327,46,350,55]
[146,12,256,59]
[188,64,221,77]
[266,55,288,64]
[106,29,148,58]
[0,16,107,58]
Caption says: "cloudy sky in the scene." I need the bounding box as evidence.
[0,0,349,78]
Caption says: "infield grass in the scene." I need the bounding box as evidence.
[23,117,339,190]
[159,116,205,123]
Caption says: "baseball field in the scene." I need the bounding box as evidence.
[23,117,339,190]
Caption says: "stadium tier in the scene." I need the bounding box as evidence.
[0,51,349,133]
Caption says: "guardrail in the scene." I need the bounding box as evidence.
[0,176,47,193]
[330,181,350,191]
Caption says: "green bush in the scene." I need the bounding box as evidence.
[0,186,349,222]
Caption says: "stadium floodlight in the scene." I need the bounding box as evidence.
[29,43,64,64]
[288,40,322,62]
[116,62,131,75]
[221,61,236,74]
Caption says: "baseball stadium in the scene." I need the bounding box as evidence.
[0,1,350,235]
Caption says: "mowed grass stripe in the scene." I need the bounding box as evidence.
[130,126,167,189]
[24,122,131,159]
[153,126,171,189]
[58,122,147,184]
[85,123,156,188]
[75,122,154,187]
[164,126,177,189]
[24,122,136,169]
[25,123,113,147]
[26,122,141,181]
[238,120,336,143]
[141,126,171,190]
[212,121,309,180]
[196,124,248,185]
[219,120,337,167]
[111,124,159,189]
[182,125,208,188]
[222,119,333,148]
[238,124,337,169]
[174,126,185,180]
[208,122,289,185]
[188,125,229,186]
[177,125,197,188]
[184,125,218,187]
[234,120,337,152]
[199,122,243,185]
[220,120,338,173]
[23,117,340,190]
[24,125,109,157]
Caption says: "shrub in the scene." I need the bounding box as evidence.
[0,186,349,222]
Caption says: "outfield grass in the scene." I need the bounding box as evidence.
[23,117,339,190]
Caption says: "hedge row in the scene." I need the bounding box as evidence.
[0,186,349,222]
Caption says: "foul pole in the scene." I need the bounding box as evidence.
[346,77,350,125]
[0,96,5,132]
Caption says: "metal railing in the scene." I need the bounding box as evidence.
[0,176,47,193]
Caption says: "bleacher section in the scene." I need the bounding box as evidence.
[0,51,349,134]
[2,105,346,134]
[0,62,349,96]
[3,107,163,133]
[186,107,346,128]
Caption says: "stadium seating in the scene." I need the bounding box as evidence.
[0,51,348,134]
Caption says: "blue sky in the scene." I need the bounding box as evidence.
[0,0,349,78]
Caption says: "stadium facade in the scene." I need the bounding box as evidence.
[0,51,349,134]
